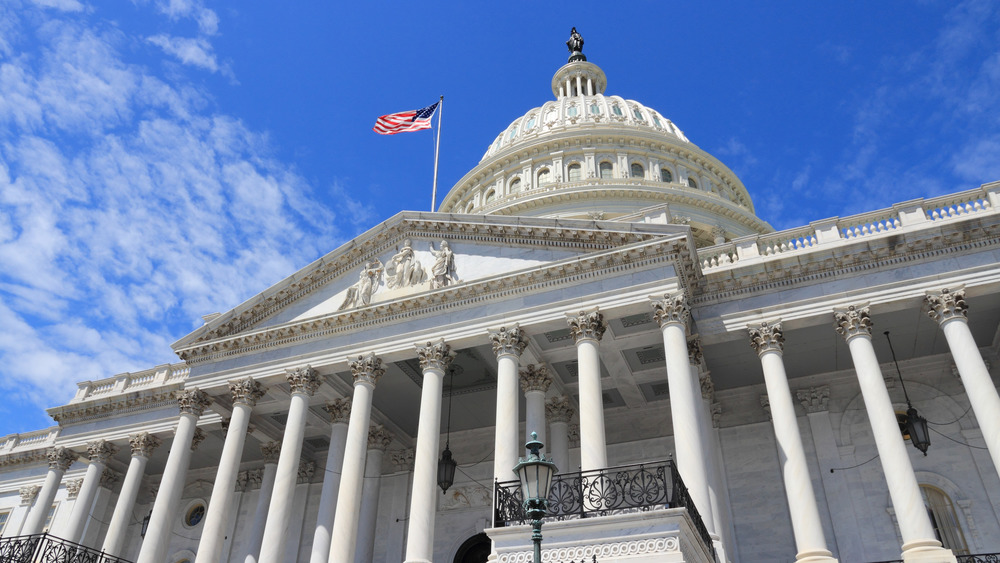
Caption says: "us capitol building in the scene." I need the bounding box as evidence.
[1,30,999,563]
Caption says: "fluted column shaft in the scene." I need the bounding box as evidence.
[405,340,453,563]
[490,325,527,483]
[329,353,384,563]
[260,368,321,562]
[835,305,954,562]
[520,365,552,445]
[137,388,211,563]
[102,433,160,557]
[65,440,118,544]
[652,294,713,533]
[243,442,280,563]
[926,289,1000,478]
[356,425,392,563]
[750,322,836,562]
[568,310,607,471]
[22,447,77,535]
[197,378,264,563]
[545,396,574,472]
[309,399,352,563]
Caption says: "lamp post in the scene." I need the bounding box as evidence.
[513,432,558,563]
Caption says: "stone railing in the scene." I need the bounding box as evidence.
[698,182,1000,273]
[0,532,133,563]
[0,428,59,454]
[872,554,999,563]
[71,363,189,403]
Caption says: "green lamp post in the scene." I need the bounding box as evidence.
[513,432,558,563]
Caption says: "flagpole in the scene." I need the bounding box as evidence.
[431,95,443,212]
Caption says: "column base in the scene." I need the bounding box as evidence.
[901,540,957,563]
[403,559,433,563]
[795,549,838,563]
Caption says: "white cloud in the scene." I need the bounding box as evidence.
[153,0,218,35]
[30,0,85,12]
[147,34,219,73]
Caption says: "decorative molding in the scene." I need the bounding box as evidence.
[325,398,351,424]
[567,309,606,343]
[190,428,206,451]
[545,396,574,423]
[49,388,180,425]
[498,536,680,562]
[415,339,454,373]
[129,432,162,458]
[925,287,968,324]
[748,321,784,355]
[47,447,77,471]
[651,292,689,328]
[261,441,282,463]
[349,353,385,387]
[389,448,414,472]
[286,366,321,396]
[229,377,266,407]
[177,388,212,417]
[834,304,873,341]
[297,460,316,484]
[440,484,491,510]
[797,386,830,413]
[100,468,121,490]
[687,335,703,366]
[567,423,580,446]
[519,365,553,393]
[66,478,84,499]
[488,324,528,359]
[367,424,393,451]
[20,485,40,506]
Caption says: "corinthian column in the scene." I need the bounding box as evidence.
[545,396,574,473]
[329,353,385,563]
[405,339,454,563]
[243,441,281,563]
[926,288,1000,478]
[137,388,212,563]
[834,305,955,563]
[64,440,119,544]
[749,321,837,562]
[309,398,352,563]
[356,424,393,563]
[567,309,608,471]
[520,365,553,445]
[651,293,713,533]
[259,367,321,562]
[22,447,77,535]
[488,325,527,483]
[196,378,265,563]
[102,433,161,557]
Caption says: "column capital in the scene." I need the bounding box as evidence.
[298,460,316,484]
[415,339,454,373]
[47,446,77,471]
[100,468,121,490]
[325,397,352,424]
[390,448,415,472]
[177,388,212,416]
[349,352,385,387]
[687,334,704,366]
[86,440,119,464]
[190,427,206,451]
[286,366,321,396]
[66,478,84,499]
[925,287,968,325]
[519,364,553,393]
[488,324,528,358]
[20,485,40,506]
[367,424,393,451]
[567,309,606,342]
[748,321,785,356]
[699,372,715,402]
[797,386,831,413]
[261,440,282,463]
[834,304,873,341]
[229,377,266,407]
[650,292,689,328]
[545,395,575,423]
[129,432,162,458]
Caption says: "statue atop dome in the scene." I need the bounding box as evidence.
[566,27,586,62]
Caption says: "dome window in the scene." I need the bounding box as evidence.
[612,105,623,116]
[568,163,582,182]
[660,168,673,183]
[508,128,518,140]
[632,108,644,121]
[630,163,644,178]
[599,162,614,179]
[465,202,475,213]
[567,105,578,117]
[509,178,521,193]
[525,117,536,130]
[537,168,551,185]
[652,115,662,127]
[485,189,496,203]
[688,177,698,189]
[590,104,601,115]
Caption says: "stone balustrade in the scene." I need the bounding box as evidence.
[71,363,189,403]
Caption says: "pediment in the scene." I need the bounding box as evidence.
[172,211,695,362]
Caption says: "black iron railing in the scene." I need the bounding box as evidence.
[494,459,716,561]
[0,533,133,563]
[871,554,999,563]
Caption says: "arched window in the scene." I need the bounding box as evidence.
[567,105,578,117]
[630,163,644,178]
[509,178,521,194]
[660,167,673,182]
[632,108,644,121]
[465,202,475,213]
[590,103,601,115]
[612,105,623,117]
[537,168,551,185]
[567,163,582,182]
[524,117,536,130]
[484,189,496,203]
[921,485,969,554]
[599,161,613,179]
[688,176,698,189]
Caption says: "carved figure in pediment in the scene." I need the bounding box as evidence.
[385,239,427,289]
[339,258,384,310]
[429,240,458,289]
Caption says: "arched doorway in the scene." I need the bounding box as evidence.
[454,532,491,563]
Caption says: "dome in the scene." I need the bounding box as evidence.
[439,33,773,247]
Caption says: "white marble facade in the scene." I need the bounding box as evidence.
[2,37,1000,563]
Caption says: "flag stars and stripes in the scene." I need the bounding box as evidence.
[373,101,440,135]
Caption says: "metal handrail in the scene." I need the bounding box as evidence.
[0,533,133,563]
[871,553,999,563]
[494,459,716,561]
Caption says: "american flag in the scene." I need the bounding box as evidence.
[373,102,439,135]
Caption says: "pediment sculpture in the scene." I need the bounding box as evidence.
[339,239,460,310]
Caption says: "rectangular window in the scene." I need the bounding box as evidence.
[0,510,10,535]
[42,504,57,533]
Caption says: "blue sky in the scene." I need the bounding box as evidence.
[1,0,998,436]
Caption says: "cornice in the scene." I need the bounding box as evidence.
[47,386,181,426]
[0,450,48,469]
[176,234,694,364]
